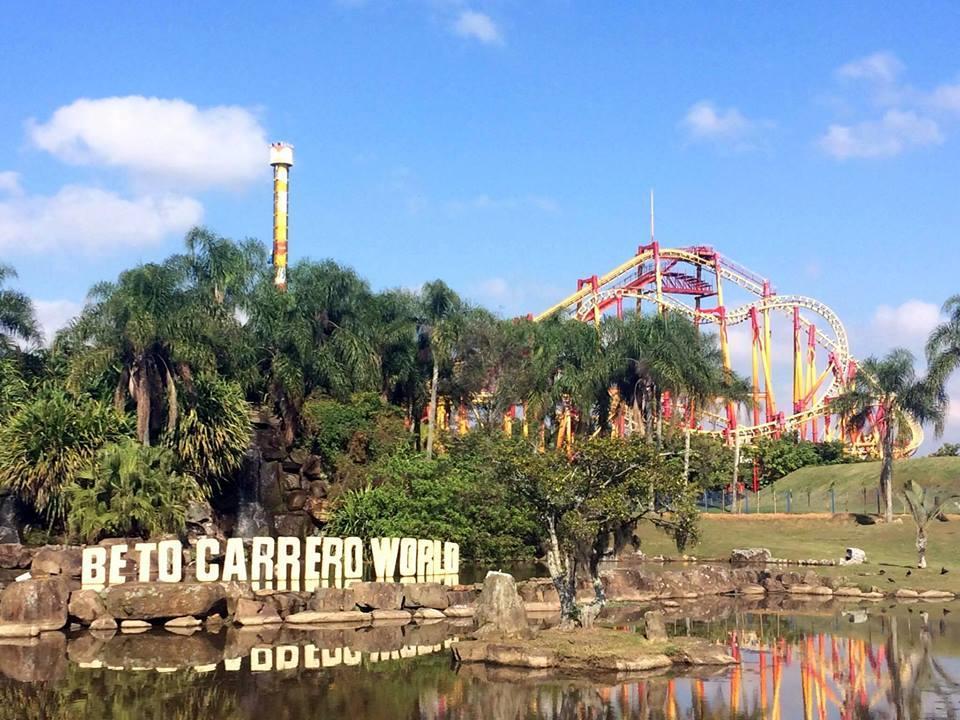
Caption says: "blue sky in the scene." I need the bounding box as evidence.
[1,1,959,445]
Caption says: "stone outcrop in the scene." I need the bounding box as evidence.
[353,582,404,611]
[0,576,70,632]
[103,582,227,620]
[0,544,35,569]
[68,590,108,624]
[731,548,772,564]
[643,610,667,641]
[473,571,529,638]
[31,546,83,577]
[403,582,449,610]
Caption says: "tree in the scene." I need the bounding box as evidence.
[418,281,463,459]
[0,387,129,524]
[0,264,40,352]
[932,442,960,457]
[901,480,959,568]
[927,294,960,402]
[832,349,945,522]
[501,436,700,628]
[64,439,203,543]
[248,259,379,446]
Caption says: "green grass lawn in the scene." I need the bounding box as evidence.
[743,456,960,513]
[634,513,960,594]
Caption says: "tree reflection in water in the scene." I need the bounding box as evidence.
[0,606,958,719]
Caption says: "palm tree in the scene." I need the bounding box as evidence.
[174,226,266,309]
[58,261,214,446]
[0,264,40,352]
[901,480,959,568]
[832,349,945,522]
[926,294,960,404]
[418,281,463,458]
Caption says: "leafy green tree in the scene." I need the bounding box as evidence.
[418,280,464,458]
[500,436,700,628]
[832,349,945,522]
[931,442,960,457]
[0,387,129,523]
[927,294,960,400]
[64,439,202,542]
[248,259,379,446]
[0,264,40,352]
[901,480,959,568]
[164,374,250,491]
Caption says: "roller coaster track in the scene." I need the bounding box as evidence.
[534,245,922,456]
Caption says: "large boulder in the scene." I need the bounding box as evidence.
[31,546,83,577]
[353,582,404,611]
[0,576,70,631]
[403,583,449,610]
[68,590,107,625]
[0,544,34,570]
[103,582,227,621]
[473,571,528,637]
[731,548,772,564]
[307,588,354,612]
[643,610,668,642]
[272,512,313,538]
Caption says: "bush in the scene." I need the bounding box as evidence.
[165,374,250,490]
[0,387,129,523]
[328,434,542,563]
[747,435,854,486]
[64,439,203,542]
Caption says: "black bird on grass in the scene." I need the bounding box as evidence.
[941,567,949,575]
[887,577,896,583]
[906,570,912,576]
[879,569,886,575]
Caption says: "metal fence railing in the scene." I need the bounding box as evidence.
[695,486,950,515]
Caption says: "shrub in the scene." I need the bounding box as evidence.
[165,374,250,491]
[64,439,203,542]
[0,387,129,523]
[328,434,542,563]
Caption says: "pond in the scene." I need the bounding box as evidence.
[0,598,957,719]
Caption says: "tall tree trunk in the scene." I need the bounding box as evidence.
[545,516,578,628]
[881,418,896,523]
[164,365,178,433]
[426,358,439,459]
[130,363,151,446]
[916,526,927,569]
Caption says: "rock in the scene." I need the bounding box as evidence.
[286,610,370,625]
[446,589,479,607]
[287,447,310,467]
[731,548,772,564]
[121,620,152,629]
[91,617,118,631]
[304,497,332,523]
[739,584,766,595]
[414,608,446,620]
[0,544,34,569]
[68,590,107,625]
[306,480,328,498]
[761,577,786,594]
[30,547,83,577]
[842,547,867,565]
[0,624,40,638]
[834,587,863,597]
[301,455,327,481]
[643,610,668,642]
[165,616,202,628]
[473,571,528,637]
[103,582,227,620]
[370,609,412,623]
[258,460,285,513]
[0,576,69,631]
[285,490,308,511]
[919,590,955,600]
[234,598,282,626]
[0,493,21,544]
[280,473,302,492]
[272,512,313,538]
[307,588,354,612]
[403,583,449,610]
[444,605,475,618]
[353,582,404,611]
[895,589,920,599]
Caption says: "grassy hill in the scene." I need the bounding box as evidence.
[763,456,960,514]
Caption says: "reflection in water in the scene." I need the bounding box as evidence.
[1,604,959,719]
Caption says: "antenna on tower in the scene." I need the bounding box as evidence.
[649,188,655,243]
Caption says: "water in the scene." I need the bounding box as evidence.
[234,449,271,539]
[0,493,19,544]
[1,598,958,719]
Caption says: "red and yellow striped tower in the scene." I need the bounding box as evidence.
[269,142,294,292]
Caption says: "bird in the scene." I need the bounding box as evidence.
[906,570,912,577]
[878,569,886,575]
[887,577,895,583]
[941,568,949,575]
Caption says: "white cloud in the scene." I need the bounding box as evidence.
[0,171,21,196]
[864,299,943,357]
[929,83,960,114]
[680,101,768,150]
[452,10,502,45]
[837,51,904,84]
[0,184,202,254]
[818,110,943,159]
[28,96,268,189]
[32,299,83,344]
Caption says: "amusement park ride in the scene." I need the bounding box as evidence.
[266,144,917,464]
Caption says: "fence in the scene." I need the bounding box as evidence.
[696,486,934,515]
